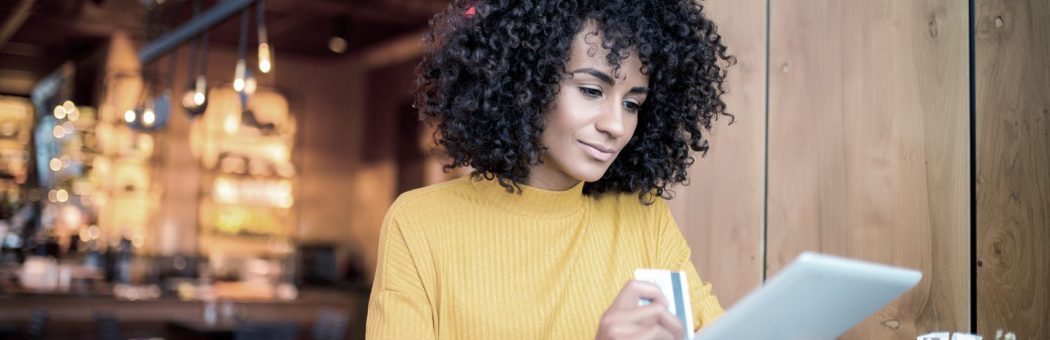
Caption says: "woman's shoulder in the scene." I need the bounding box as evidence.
[592,190,673,216]
[386,177,478,219]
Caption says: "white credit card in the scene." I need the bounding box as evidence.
[635,269,694,340]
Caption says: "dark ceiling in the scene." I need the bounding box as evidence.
[0,0,447,96]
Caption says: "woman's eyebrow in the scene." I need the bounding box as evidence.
[628,86,649,95]
[571,68,615,85]
[572,68,649,95]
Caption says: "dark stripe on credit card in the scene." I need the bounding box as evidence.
[671,272,688,339]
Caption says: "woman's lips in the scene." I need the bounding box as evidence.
[578,141,615,162]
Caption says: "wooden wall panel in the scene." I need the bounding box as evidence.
[766,1,970,338]
[667,0,766,307]
[975,0,1050,338]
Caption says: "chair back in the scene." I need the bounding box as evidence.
[311,309,349,340]
[25,309,48,340]
[94,312,123,340]
[234,321,300,340]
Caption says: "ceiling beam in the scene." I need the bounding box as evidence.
[0,0,36,52]
[267,0,427,25]
[0,69,36,95]
[138,0,256,63]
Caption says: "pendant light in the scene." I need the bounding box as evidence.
[181,0,209,116]
[256,0,273,74]
[233,8,249,94]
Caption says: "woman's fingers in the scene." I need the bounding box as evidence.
[631,325,676,340]
[656,305,685,338]
[622,304,685,338]
[612,280,670,309]
[597,280,684,340]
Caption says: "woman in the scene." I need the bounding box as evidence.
[366,0,732,339]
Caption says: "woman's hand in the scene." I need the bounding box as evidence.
[595,280,685,340]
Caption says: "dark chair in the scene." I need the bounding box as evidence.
[234,322,300,340]
[298,244,339,286]
[311,309,349,340]
[94,312,122,340]
[24,309,48,340]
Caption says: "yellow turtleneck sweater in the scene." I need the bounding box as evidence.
[366,177,723,339]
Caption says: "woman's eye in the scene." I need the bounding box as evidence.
[623,101,640,113]
[579,87,602,98]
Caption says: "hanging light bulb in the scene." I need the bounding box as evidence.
[193,77,207,106]
[124,109,136,123]
[182,75,208,115]
[182,0,209,117]
[53,105,67,119]
[257,0,273,73]
[328,36,347,54]
[244,68,257,95]
[258,43,272,73]
[233,9,249,93]
[233,59,246,92]
[62,100,76,115]
[328,16,348,54]
[142,107,157,127]
[130,83,170,131]
[130,90,155,129]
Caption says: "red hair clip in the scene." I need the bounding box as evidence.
[465,5,476,17]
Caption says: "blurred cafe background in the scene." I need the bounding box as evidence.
[0,0,460,339]
[0,0,1047,339]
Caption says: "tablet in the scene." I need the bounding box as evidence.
[694,252,922,340]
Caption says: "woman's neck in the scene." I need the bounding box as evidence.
[527,163,582,191]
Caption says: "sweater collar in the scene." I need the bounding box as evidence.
[470,177,587,217]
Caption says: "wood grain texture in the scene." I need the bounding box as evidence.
[975,0,1050,338]
[766,1,970,338]
[667,0,766,308]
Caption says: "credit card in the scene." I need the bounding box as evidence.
[635,269,694,340]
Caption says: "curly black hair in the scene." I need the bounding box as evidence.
[416,0,734,203]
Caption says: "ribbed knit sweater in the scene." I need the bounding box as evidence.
[365,176,723,339]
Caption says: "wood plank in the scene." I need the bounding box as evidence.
[766,1,970,338]
[975,0,1050,338]
[667,0,766,308]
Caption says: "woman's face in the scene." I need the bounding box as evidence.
[530,22,649,190]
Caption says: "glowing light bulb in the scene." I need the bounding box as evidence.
[328,36,347,54]
[49,158,62,171]
[233,59,246,92]
[62,100,75,114]
[270,146,288,161]
[142,108,156,127]
[124,110,136,123]
[193,91,206,106]
[245,75,257,95]
[224,115,239,134]
[52,125,66,139]
[214,178,237,203]
[258,43,272,73]
[56,189,69,203]
[53,105,67,119]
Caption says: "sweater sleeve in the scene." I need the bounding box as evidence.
[653,199,725,332]
[366,204,436,339]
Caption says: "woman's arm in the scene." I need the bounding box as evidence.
[366,208,436,339]
[653,199,725,332]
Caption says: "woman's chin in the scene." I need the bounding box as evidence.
[567,165,612,183]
